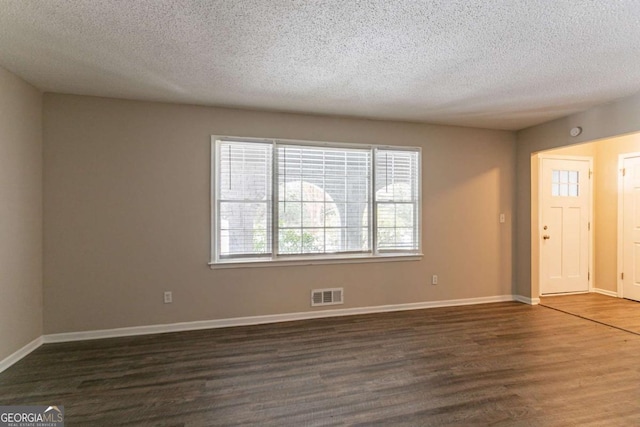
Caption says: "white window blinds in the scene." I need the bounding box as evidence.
[212,137,421,263]
[277,144,371,255]
[375,149,420,252]
[217,140,272,258]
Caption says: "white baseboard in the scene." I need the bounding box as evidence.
[593,288,618,297]
[0,336,43,374]
[0,295,518,371]
[513,295,540,305]
[44,295,515,343]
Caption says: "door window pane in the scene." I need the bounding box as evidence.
[552,169,579,197]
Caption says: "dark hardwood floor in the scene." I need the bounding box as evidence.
[2,301,640,426]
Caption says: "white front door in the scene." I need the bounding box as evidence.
[540,157,591,295]
[621,155,640,301]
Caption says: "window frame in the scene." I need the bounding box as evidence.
[210,136,422,268]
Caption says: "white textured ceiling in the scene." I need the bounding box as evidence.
[1,1,640,130]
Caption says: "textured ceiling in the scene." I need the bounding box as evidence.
[1,1,640,130]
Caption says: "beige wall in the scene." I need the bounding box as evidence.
[0,67,43,360]
[43,94,515,334]
[516,91,640,298]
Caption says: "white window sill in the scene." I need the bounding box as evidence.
[209,253,423,269]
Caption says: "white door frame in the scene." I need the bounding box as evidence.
[538,154,594,295]
[616,152,640,298]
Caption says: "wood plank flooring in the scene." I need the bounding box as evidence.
[540,293,640,335]
[3,302,640,425]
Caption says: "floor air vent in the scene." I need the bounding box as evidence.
[311,288,343,307]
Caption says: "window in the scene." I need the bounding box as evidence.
[216,140,272,258]
[552,169,579,197]
[375,150,420,252]
[212,137,421,265]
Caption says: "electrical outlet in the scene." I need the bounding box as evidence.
[431,275,438,285]
[163,291,172,304]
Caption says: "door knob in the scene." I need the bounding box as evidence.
[543,235,550,240]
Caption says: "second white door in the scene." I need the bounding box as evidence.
[621,155,640,301]
[540,157,591,295]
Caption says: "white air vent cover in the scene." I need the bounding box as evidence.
[311,288,343,307]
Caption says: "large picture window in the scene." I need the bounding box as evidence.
[212,137,421,265]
